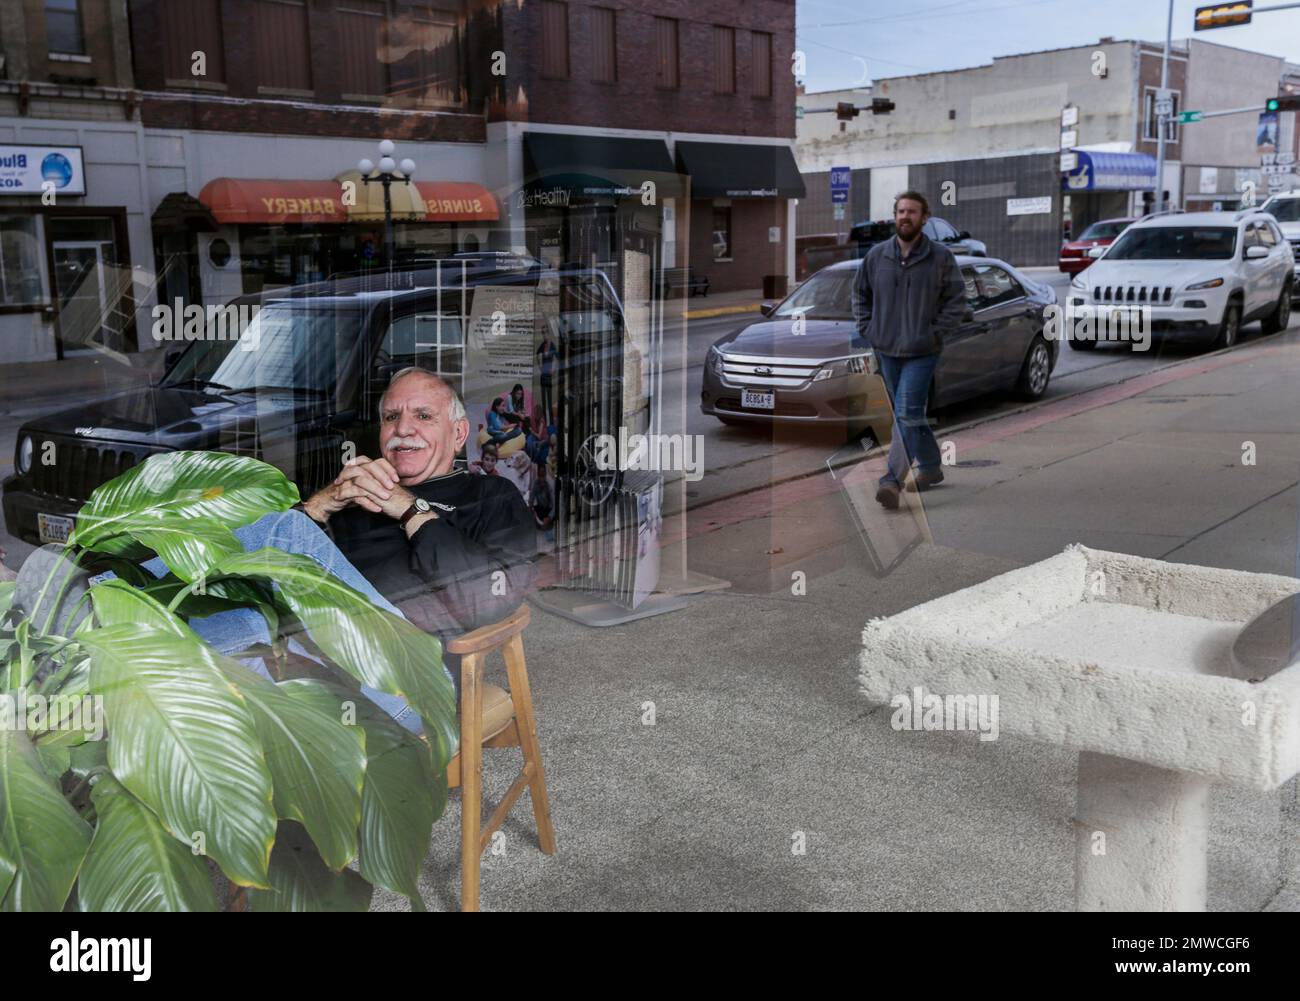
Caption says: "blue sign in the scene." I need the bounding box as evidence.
[1061,150,1157,192]
[830,166,851,204]
[0,144,86,195]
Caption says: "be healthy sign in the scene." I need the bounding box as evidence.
[0,145,86,196]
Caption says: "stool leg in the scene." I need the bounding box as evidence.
[503,634,556,855]
[460,651,484,911]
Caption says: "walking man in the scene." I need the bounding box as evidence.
[852,191,967,509]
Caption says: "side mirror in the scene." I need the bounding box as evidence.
[1086,246,1106,259]
[163,346,185,370]
[959,230,972,240]
[760,301,777,317]
[1245,245,1268,260]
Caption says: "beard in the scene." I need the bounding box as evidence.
[896,219,920,239]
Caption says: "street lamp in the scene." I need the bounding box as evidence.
[358,139,416,268]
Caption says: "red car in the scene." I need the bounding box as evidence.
[1059,217,1136,274]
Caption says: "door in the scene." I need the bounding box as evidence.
[1242,224,1270,317]
[935,266,997,405]
[969,263,1038,381]
[52,241,113,351]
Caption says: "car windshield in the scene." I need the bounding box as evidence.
[1261,198,1300,223]
[773,270,855,320]
[161,302,363,395]
[1103,226,1237,260]
[1078,220,1129,240]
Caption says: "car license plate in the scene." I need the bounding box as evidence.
[742,389,775,410]
[37,512,74,545]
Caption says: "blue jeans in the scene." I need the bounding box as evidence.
[104,511,428,734]
[876,352,941,487]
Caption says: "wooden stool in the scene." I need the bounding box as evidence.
[445,604,556,911]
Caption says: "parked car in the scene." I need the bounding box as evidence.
[700,256,1058,435]
[2,258,627,547]
[1259,190,1300,301]
[849,216,988,258]
[795,232,847,282]
[1067,209,1294,352]
[1058,217,1136,274]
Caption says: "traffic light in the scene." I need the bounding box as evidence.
[1266,95,1300,112]
[835,102,860,121]
[871,97,896,115]
[1194,1,1252,30]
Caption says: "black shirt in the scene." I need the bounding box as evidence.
[329,469,537,639]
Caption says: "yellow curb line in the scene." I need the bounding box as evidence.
[683,302,763,320]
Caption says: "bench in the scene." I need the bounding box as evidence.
[656,266,710,298]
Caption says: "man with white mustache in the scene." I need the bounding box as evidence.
[301,366,537,653]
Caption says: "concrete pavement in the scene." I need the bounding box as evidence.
[376,320,1300,911]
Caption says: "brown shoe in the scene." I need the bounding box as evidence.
[875,481,901,510]
[904,468,945,493]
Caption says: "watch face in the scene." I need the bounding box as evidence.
[415,499,431,512]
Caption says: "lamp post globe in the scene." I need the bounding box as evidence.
[400,158,416,177]
[378,139,395,157]
[358,158,374,176]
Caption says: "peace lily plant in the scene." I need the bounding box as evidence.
[0,451,456,911]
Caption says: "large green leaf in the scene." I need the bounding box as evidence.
[70,451,299,582]
[0,581,15,617]
[213,548,457,774]
[354,698,442,901]
[247,822,373,913]
[78,775,219,912]
[214,668,366,871]
[0,727,93,911]
[79,624,276,888]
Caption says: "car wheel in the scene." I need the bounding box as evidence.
[1015,337,1052,400]
[1261,284,1292,335]
[1211,301,1241,351]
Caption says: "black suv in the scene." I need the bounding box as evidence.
[3,258,625,547]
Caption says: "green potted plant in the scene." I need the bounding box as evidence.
[0,451,456,911]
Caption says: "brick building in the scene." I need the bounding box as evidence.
[0,0,802,362]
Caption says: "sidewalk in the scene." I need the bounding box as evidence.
[0,347,167,414]
[380,328,1300,911]
[670,287,766,321]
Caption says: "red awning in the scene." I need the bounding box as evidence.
[198,178,499,225]
[198,178,348,224]
[414,181,499,221]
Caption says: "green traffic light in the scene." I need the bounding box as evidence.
[1266,98,1279,111]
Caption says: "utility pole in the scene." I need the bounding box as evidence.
[1154,0,1174,214]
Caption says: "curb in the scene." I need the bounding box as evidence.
[683,302,763,320]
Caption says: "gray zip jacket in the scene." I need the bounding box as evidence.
[852,232,967,357]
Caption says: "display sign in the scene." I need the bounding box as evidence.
[1006,197,1052,216]
[1060,130,1078,149]
[1060,152,1079,173]
[0,145,86,196]
[1061,106,1079,128]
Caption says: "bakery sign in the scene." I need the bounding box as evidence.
[0,145,86,196]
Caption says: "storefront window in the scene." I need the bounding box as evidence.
[712,206,732,261]
[0,215,48,307]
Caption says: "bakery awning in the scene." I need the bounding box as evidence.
[198,178,499,224]
[522,133,681,197]
[674,141,806,199]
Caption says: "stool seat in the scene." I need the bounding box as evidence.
[479,684,514,741]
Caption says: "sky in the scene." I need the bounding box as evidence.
[796,0,1300,93]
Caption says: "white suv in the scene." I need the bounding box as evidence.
[1260,190,1300,302]
[1067,210,1294,351]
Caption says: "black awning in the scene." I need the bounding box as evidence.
[522,133,681,197]
[675,141,806,199]
[151,191,219,232]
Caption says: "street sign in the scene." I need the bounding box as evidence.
[796,105,804,119]
[1060,129,1078,148]
[1155,98,1174,118]
[1178,110,1204,123]
[1060,151,1078,173]
[830,166,851,204]
[1194,2,1253,31]
[833,204,846,221]
[1061,106,1079,128]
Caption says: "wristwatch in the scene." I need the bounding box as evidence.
[399,497,433,528]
